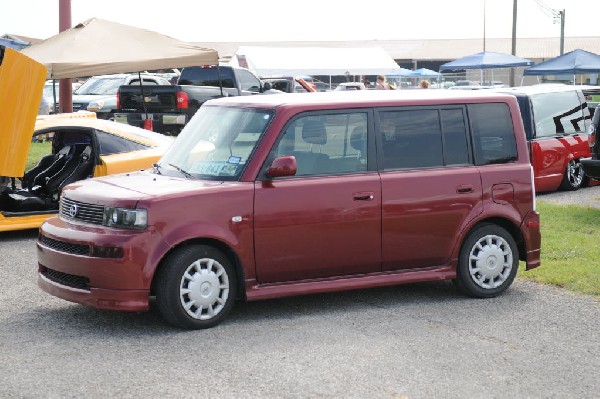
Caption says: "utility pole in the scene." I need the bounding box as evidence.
[559,10,565,55]
[510,0,517,87]
[58,0,72,113]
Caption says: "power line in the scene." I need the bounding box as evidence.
[533,0,561,21]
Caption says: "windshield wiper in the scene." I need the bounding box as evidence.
[168,163,193,178]
[152,163,162,174]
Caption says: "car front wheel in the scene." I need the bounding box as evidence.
[155,245,236,329]
[454,224,518,298]
[560,159,587,191]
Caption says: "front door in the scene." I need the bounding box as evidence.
[253,112,382,283]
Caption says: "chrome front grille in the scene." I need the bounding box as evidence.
[60,197,104,226]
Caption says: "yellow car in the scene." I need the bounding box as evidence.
[0,46,173,232]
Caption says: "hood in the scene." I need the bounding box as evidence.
[63,170,229,206]
[0,46,47,177]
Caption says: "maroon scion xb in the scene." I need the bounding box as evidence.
[37,90,541,329]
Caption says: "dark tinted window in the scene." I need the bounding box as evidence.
[468,103,517,165]
[96,130,150,155]
[380,109,444,169]
[178,67,235,88]
[441,109,470,165]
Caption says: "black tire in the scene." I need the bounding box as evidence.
[155,245,236,329]
[559,159,587,191]
[454,224,518,298]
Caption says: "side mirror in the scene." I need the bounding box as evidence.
[267,156,297,178]
[262,82,272,91]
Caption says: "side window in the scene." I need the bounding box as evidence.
[95,130,150,156]
[468,103,518,165]
[530,91,587,136]
[272,113,369,176]
[380,109,443,170]
[237,69,261,93]
[441,108,470,165]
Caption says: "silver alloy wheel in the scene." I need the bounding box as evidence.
[179,258,230,320]
[566,159,584,188]
[468,234,513,289]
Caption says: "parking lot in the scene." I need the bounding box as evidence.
[1,188,599,398]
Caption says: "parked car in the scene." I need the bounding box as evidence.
[496,84,600,192]
[334,82,367,91]
[72,73,171,120]
[37,90,541,329]
[0,111,173,232]
[260,76,329,93]
[42,80,82,113]
[581,104,600,179]
[115,65,272,135]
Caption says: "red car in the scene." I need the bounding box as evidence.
[37,90,541,329]
[498,85,599,192]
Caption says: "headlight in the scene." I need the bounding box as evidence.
[103,207,147,229]
[87,100,105,111]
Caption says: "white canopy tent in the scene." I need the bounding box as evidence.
[22,18,218,80]
[229,46,401,78]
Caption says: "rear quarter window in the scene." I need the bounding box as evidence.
[530,91,587,136]
[96,130,150,155]
[468,103,518,165]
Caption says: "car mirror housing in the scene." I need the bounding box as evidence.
[267,156,297,178]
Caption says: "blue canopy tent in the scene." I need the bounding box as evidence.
[385,67,413,88]
[523,49,600,83]
[440,51,533,85]
[0,37,29,50]
[408,68,441,77]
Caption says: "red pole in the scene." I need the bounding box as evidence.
[58,0,72,113]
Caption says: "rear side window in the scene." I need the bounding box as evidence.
[96,130,150,155]
[468,103,518,165]
[379,107,470,170]
[530,91,587,136]
[178,67,235,88]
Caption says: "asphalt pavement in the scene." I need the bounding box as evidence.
[0,189,599,398]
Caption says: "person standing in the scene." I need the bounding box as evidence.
[376,75,390,90]
[419,79,431,89]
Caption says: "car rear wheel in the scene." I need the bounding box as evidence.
[155,245,236,329]
[560,159,587,191]
[454,224,518,298]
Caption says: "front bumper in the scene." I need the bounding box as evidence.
[37,217,157,311]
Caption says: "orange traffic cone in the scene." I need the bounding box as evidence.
[143,118,154,131]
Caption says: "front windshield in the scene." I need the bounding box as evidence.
[75,77,125,95]
[158,105,274,180]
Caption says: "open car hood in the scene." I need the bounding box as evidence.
[0,46,47,178]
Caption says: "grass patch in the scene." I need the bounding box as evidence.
[26,141,52,170]
[518,200,600,297]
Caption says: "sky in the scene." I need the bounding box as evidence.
[1,0,598,43]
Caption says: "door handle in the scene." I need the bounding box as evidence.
[456,185,474,194]
[353,192,374,201]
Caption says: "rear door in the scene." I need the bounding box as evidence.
[377,106,483,271]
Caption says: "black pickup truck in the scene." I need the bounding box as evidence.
[115,65,271,135]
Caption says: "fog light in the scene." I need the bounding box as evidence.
[90,246,124,258]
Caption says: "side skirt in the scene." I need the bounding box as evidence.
[245,266,456,301]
